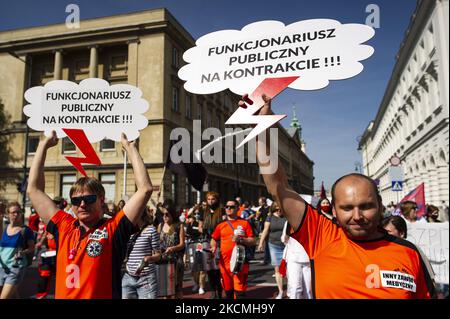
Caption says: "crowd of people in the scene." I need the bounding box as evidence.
[0,94,448,300]
[1,185,448,299]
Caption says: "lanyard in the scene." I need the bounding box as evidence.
[68,227,82,260]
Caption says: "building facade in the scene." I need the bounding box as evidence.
[358,0,449,205]
[0,9,314,207]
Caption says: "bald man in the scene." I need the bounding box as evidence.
[249,95,435,299]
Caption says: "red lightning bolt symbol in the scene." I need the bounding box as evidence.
[225,76,299,149]
[62,128,101,176]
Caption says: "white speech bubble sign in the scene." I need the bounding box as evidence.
[178,19,375,95]
[23,78,149,142]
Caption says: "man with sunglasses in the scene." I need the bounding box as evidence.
[246,94,435,299]
[27,131,153,299]
[210,200,256,299]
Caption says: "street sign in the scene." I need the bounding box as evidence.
[389,155,401,166]
[389,166,404,182]
[392,181,403,191]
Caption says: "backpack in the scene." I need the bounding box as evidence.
[18,227,34,267]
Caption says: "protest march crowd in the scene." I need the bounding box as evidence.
[0,96,448,300]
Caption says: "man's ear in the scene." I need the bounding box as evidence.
[332,206,337,218]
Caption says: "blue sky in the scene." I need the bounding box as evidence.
[0,0,417,191]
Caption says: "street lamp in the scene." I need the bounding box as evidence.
[354,161,362,173]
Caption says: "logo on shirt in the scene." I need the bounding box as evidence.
[380,270,416,292]
[88,228,109,241]
[86,241,103,258]
[365,264,417,293]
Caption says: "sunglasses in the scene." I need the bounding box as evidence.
[273,208,280,212]
[225,205,236,209]
[71,195,97,206]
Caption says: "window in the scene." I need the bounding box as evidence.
[185,178,192,205]
[100,173,116,202]
[27,136,40,154]
[100,139,115,151]
[60,174,76,200]
[62,137,76,153]
[198,103,202,121]
[171,173,178,203]
[185,94,192,119]
[216,113,221,130]
[172,46,179,68]
[172,87,179,112]
[206,109,212,127]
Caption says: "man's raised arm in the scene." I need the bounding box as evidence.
[253,95,306,231]
[121,134,153,225]
[27,131,59,225]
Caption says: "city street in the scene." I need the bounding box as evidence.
[18,251,281,299]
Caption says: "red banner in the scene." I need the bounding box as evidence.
[398,183,426,217]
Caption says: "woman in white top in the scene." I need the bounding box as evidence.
[281,221,312,299]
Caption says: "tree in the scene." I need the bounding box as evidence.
[0,97,20,191]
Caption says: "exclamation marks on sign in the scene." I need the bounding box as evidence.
[122,115,132,123]
[324,56,341,67]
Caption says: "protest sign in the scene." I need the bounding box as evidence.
[178,19,375,147]
[23,78,149,175]
[407,222,449,284]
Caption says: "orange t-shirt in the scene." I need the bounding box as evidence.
[211,218,253,269]
[291,204,434,299]
[46,210,135,299]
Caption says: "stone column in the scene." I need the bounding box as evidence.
[89,45,98,78]
[427,166,439,205]
[127,39,140,85]
[436,164,449,203]
[53,50,63,80]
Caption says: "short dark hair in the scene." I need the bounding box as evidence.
[226,199,238,206]
[427,205,439,215]
[331,173,381,207]
[381,216,407,238]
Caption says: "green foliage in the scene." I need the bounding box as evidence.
[0,97,20,191]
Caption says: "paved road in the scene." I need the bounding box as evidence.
[18,251,282,299]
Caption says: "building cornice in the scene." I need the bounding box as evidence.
[0,8,195,54]
[362,0,436,141]
[402,116,449,160]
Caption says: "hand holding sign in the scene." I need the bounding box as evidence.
[178,19,375,147]
[43,130,59,149]
[23,78,150,175]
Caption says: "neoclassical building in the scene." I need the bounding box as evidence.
[358,0,449,205]
[0,8,314,207]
